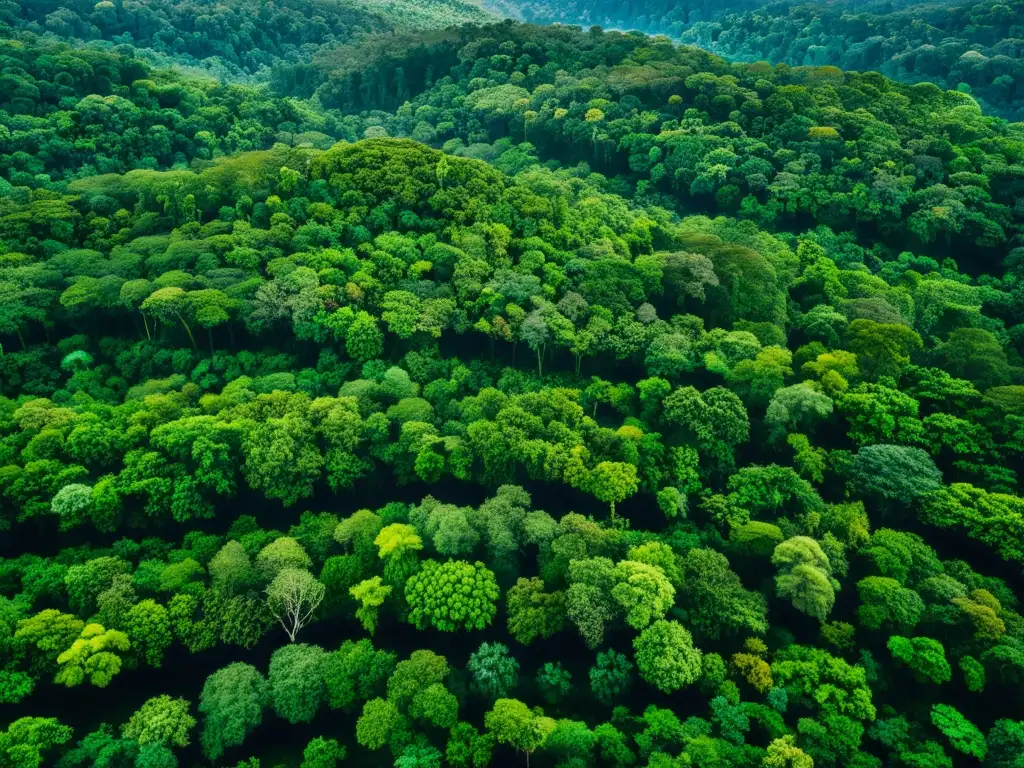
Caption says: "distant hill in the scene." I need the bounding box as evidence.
[485,0,1024,119]
[0,0,496,79]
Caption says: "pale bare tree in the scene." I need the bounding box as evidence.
[265,567,325,642]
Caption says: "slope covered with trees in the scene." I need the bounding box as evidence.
[1,10,1024,768]
[486,0,1024,120]
[0,0,495,78]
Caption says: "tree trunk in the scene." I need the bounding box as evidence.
[207,327,214,355]
[176,313,197,350]
[142,313,151,341]
[536,347,543,377]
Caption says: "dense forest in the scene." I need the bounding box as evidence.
[0,0,495,78]
[2,2,1024,768]
[485,0,1024,120]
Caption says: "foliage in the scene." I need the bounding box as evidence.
[405,560,499,632]
[0,6,1022,768]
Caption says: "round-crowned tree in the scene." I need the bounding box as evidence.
[633,620,703,693]
[405,560,499,631]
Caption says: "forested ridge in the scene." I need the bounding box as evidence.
[0,0,495,78]
[485,0,1024,121]
[1,5,1024,768]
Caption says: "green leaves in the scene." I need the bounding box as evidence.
[54,623,130,688]
[199,663,268,761]
[121,695,196,748]
[405,560,499,632]
[268,644,327,724]
[887,636,951,685]
[350,577,392,635]
[633,620,703,693]
[772,537,837,621]
[930,704,987,760]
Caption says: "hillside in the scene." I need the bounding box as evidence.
[1,9,1024,768]
[0,0,496,78]
[486,0,1024,120]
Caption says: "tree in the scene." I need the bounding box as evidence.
[589,650,634,706]
[663,386,751,468]
[851,444,942,505]
[587,462,640,520]
[374,523,423,560]
[765,384,834,439]
[771,645,876,722]
[447,722,494,768]
[266,567,325,642]
[122,695,195,748]
[346,311,384,362]
[565,557,618,649]
[54,623,130,688]
[0,718,73,768]
[633,620,703,693]
[323,639,395,712]
[405,560,499,631]
[520,311,550,376]
[351,577,392,635]
[209,541,255,595]
[65,557,130,616]
[0,282,49,350]
[243,416,324,507]
[506,577,566,646]
[846,319,922,378]
[409,683,459,728]
[920,484,1024,564]
[356,698,406,751]
[485,699,550,768]
[776,564,837,621]
[677,548,769,639]
[610,560,675,629]
[536,662,572,705]
[960,655,985,693]
[764,734,814,768]
[857,577,924,631]
[14,609,84,671]
[931,704,986,760]
[986,719,1024,768]
[468,642,519,701]
[887,636,951,684]
[188,289,234,352]
[124,599,172,668]
[141,287,198,349]
[199,663,268,762]
[543,718,596,765]
[732,639,773,693]
[301,737,346,768]
[50,483,94,531]
[268,644,326,724]
[387,649,448,712]
[374,522,423,589]
[934,328,1011,388]
[772,537,837,621]
[255,537,313,579]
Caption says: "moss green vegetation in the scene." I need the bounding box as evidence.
[0,5,1023,767]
